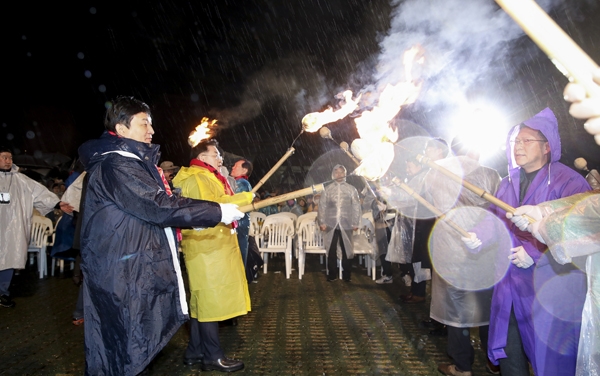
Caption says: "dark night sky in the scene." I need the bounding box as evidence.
[2,0,600,188]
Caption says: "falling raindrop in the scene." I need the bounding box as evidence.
[89,7,97,15]
[21,35,27,40]
[191,93,199,102]
[84,70,92,78]
[98,85,107,93]
[77,52,85,60]
[6,134,14,141]
[26,131,35,139]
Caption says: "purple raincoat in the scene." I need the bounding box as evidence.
[488,108,590,376]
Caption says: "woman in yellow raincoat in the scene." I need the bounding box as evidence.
[173,139,253,373]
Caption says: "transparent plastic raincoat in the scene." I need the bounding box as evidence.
[488,108,591,376]
[423,156,501,327]
[0,164,59,270]
[317,165,361,260]
[537,191,600,376]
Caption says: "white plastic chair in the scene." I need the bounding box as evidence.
[344,216,376,280]
[269,212,297,227]
[258,216,295,279]
[27,216,53,279]
[297,219,327,279]
[249,211,266,237]
[294,212,318,258]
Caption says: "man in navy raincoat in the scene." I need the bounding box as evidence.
[78,96,244,376]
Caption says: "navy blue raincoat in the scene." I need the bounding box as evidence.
[78,132,222,376]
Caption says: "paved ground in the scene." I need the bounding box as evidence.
[0,255,494,375]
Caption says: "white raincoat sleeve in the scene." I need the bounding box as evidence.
[62,172,86,213]
[0,165,59,270]
[537,191,600,376]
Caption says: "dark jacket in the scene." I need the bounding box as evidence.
[78,132,221,376]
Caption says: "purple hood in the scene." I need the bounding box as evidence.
[505,107,561,171]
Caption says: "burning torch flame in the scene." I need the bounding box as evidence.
[188,117,218,147]
[301,90,360,133]
[352,45,425,181]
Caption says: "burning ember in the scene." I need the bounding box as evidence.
[188,117,218,147]
[301,90,360,133]
[352,45,424,180]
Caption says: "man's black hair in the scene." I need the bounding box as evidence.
[190,139,219,160]
[104,96,151,133]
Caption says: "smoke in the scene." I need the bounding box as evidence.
[208,55,330,129]
[368,0,569,108]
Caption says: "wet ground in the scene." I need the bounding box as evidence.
[1,255,494,375]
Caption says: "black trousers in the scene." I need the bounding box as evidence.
[185,318,224,361]
[446,325,489,372]
[327,229,350,280]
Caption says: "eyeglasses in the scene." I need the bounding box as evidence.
[510,139,547,146]
[202,153,222,160]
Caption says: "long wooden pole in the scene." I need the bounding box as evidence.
[251,147,295,193]
[239,184,324,213]
[390,178,470,237]
[495,0,600,97]
[415,153,536,223]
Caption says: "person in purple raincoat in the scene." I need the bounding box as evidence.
[488,107,591,376]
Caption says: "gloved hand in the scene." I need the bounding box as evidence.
[528,221,546,244]
[219,203,244,225]
[508,246,534,269]
[461,232,482,250]
[506,205,552,231]
[377,201,387,212]
[564,67,600,143]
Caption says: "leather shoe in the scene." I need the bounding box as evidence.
[201,356,244,372]
[437,363,472,376]
[183,355,204,366]
[429,326,448,336]
[486,359,500,375]
[400,293,425,303]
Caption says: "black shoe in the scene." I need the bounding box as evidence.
[326,277,337,282]
[183,355,204,366]
[343,277,351,283]
[419,318,441,329]
[429,326,448,336]
[0,294,15,308]
[219,318,238,327]
[201,356,244,372]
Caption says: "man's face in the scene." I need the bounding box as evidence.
[405,160,421,177]
[118,112,154,144]
[513,127,549,173]
[199,145,223,170]
[230,160,247,178]
[163,170,175,181]
[424,145,444,161]
[332,167,345,182]
[0,152,12,170]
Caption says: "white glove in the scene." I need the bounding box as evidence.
[508,246,534,269]
[219,203,244,225]
[528,221,546,244]
[376,201,387,212]
[506,205,552,231]
[564,68,600,143]
[461,232,482,250]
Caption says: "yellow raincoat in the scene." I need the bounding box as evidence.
[173,165,253,322]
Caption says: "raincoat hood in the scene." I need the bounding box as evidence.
[506,107,561,170]
[79,131,161,171]
[331,164,347,182]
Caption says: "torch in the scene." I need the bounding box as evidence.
[389,177,471,237]
[239,184,324,213]
[495,0,600,145]
[251,147,295,193]
[412,152,535,223]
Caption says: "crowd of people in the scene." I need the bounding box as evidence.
[1,68,599,376]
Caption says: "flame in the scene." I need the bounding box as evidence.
[352,45,425,180]
[188,117,218,147]
[301,90,360,133]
